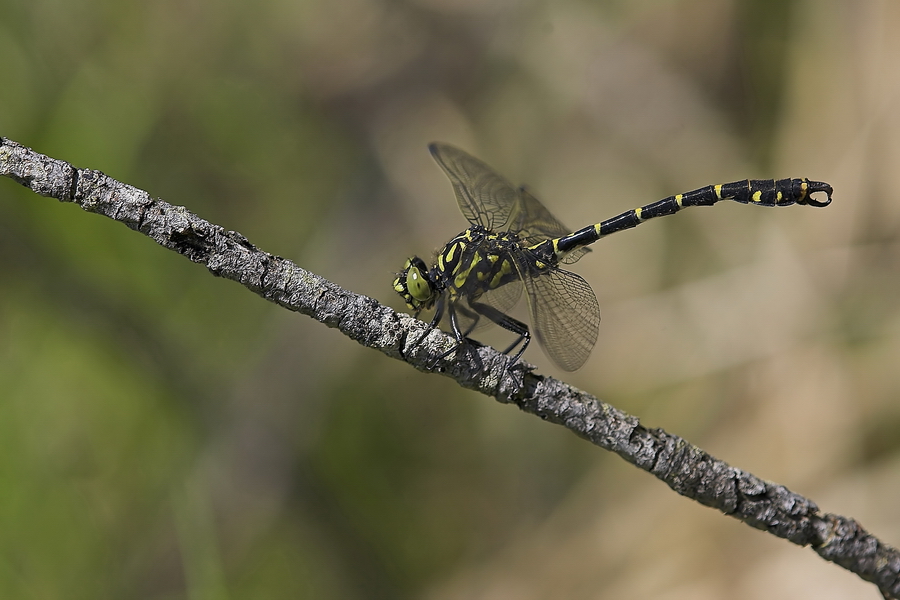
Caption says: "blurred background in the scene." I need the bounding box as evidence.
[1,0,898,598]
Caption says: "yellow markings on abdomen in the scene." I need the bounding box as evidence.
[634,207,644,222]
[752,190,763,202]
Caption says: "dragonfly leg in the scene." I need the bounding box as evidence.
[427,300,469,368]
[468,301,531,367]
[413,296,445,348]
[455,302,482,338]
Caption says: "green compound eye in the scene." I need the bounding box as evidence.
[406,264,432,302]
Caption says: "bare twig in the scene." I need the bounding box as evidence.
[1,137,897,598]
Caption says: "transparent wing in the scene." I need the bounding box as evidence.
[515,257,600,371]
[429,143,519,230]
[450,297,482,338]
[456,270,524,335]
[480,276,523,315]
[512,186,590,264]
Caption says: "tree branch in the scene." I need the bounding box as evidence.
[1,137,897,598]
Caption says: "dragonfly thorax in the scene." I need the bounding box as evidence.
[393,225,534,314]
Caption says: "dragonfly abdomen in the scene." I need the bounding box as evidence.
[549,178,833,258]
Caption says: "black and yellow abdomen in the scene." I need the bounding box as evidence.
[543,178,833,259]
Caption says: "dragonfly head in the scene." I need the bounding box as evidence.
[394,256,438,313]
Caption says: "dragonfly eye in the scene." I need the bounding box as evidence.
[394,256,435,309]
[406,262,433,303]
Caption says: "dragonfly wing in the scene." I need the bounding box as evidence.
[512,186,590,264]
[480,276,523,315]
[451,297,482,337]
[515,257,600,371]
[429,143,519,230]
[456,270,523,335]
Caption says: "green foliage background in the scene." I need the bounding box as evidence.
[1,0,898,598]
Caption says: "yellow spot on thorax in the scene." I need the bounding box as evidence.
[489,260,513,288]
[452,251,481,289]
[447,242,460,262]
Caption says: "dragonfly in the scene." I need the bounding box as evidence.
[394,143,833,371]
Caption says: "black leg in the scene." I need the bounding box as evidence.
[455,302,482,337]
[413,296,445,347]
[428,300,468,367]
[468,301,531,367]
